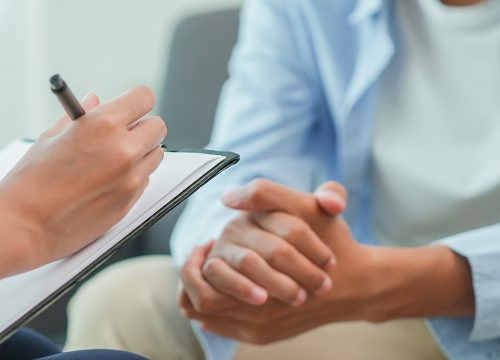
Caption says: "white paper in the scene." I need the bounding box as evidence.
[0,140,225,336]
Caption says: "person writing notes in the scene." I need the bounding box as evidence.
[65,0,500,359]
[0,86,166,359]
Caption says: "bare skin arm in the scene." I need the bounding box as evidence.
[0,87,167,279]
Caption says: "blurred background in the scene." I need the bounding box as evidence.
[0,0,240,146]
[0,0,242,342]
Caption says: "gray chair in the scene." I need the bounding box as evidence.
[26,6,241,341]
[160,7,240,149]
[142,7,241,254]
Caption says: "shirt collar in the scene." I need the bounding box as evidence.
[338,0,394,122]
[349,0,385,25]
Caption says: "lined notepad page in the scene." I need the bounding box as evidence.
[0,140,224,335]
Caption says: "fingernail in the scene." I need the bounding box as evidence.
[318,189,345,208]
[222,189,241,207]
[324,257,337,271]
[292,289,307,306]
[250,287,268,304]
[315,277,332,296]
[81,93,92,102]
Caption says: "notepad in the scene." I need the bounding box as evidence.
[0,140,238,341]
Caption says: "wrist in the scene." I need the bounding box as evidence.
[367,245,475,322]
[0,184,45,277]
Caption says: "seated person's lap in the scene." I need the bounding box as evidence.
[65,256,446,360]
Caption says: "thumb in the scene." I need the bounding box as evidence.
[314,181,348,215]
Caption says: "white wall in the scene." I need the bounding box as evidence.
[0,0,241,147]
[0,0,49,146]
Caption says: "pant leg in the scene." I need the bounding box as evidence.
[0,328,146,360]
[0,328,61,359]
[40,349,147,360]
[65,256,204,360]
[66,255,446,360]
[234,319,446,360]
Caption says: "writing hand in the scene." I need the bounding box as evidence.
[0,87,167,276]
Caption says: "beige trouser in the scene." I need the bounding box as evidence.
[64,256,447,360]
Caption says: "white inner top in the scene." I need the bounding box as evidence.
[372,0,500,247]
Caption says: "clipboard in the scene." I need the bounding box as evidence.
[0,141,239,343]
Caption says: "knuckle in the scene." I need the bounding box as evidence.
[97,113,119,133]
[221,217,244,239]
[120,176,144,199]
[267,243,291,266]
[202,258,223,279]
[116,145,139,169]
[236,251,260,273]
[154,146,165,162]
[281,218,307,242]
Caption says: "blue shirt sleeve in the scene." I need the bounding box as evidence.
[428,225,500,359]
[171,0,325,266]
[434,225,500,341]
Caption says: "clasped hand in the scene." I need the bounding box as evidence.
[179,179,381,345]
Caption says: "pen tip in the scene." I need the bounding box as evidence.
[50,74,65,92]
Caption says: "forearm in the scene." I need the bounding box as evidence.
[371,245,475,322]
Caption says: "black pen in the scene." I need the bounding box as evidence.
[50,74,86,120]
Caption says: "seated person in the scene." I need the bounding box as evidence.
[0,87,166,360]
[64,0,500,359]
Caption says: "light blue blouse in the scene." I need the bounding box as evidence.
[171,0,500,358]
